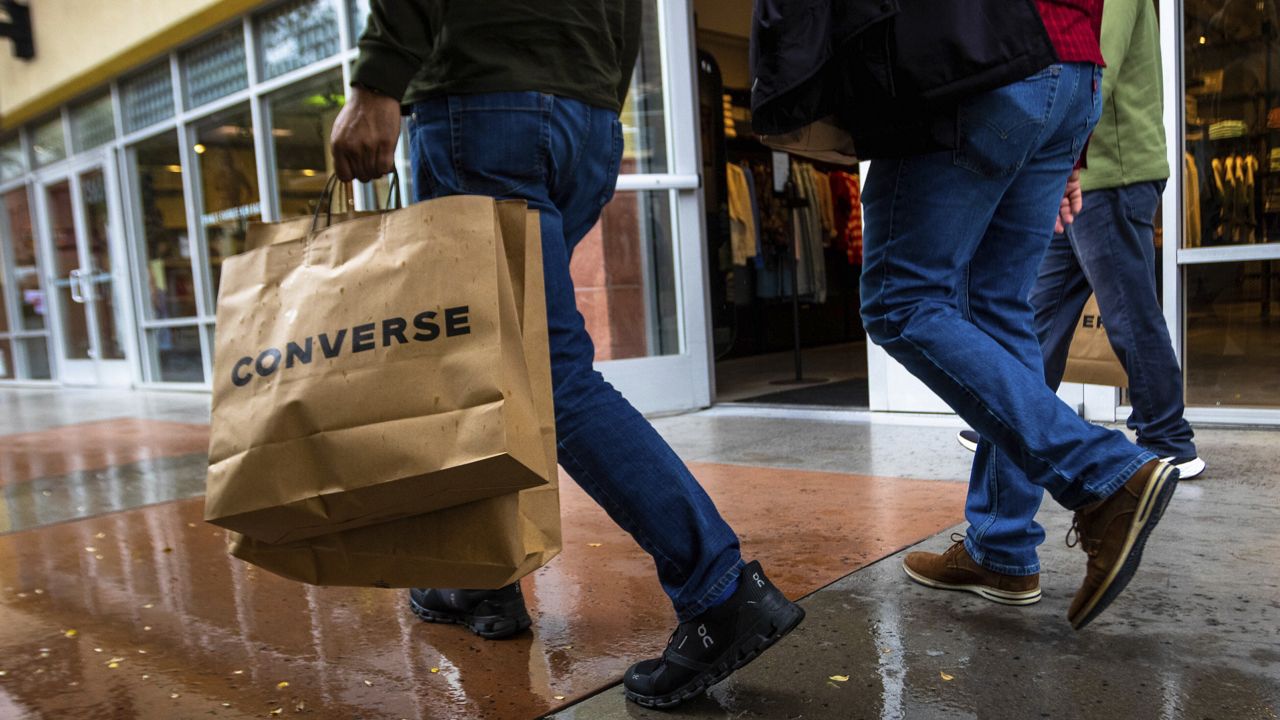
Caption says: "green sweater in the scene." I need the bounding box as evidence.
[351,0,641,113]
[1080,0,1170,191]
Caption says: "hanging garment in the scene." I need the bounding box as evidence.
[1184,152,1201,248]
[725,163,758,265]
[830,171,864,264]
[740,162,764,266]
[1211,157,1228,243]
[1244,154,1259,242]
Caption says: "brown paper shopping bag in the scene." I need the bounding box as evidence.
[1062,294,1129,387]
[227,203,561,589]
[206,193,550,544]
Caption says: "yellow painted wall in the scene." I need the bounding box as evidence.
[0,0,269,130]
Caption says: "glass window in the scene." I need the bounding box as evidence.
[78,169,127,361]
[148,325,204,382]
[192,106,260,302]
[268,71,344,217]
[18,337,51,379]
[122,62,176,133]
[570,190,679,359]
[348,0,371,42]
[31,117,66,168]
[1183,0,1280,248]
[130,132,198,319]
[45,180,92,360]
[3,189,45,331]
[1184,261,1280,407]
[0,135,24,182]
[0,223,9,335]
[70,94,116,153]
[0,338,11,379]
[619,0,669,174]
[256,0,340,80]
[182,28,249,108]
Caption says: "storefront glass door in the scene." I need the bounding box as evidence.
[40,161,132,386]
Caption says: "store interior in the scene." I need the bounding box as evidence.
[1182,0,1280,407]
[694,0,869,407]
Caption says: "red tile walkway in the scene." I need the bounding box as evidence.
[0,462,964,719]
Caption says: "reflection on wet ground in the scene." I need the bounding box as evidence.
[0,425,963,720]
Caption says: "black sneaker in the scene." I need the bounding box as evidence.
[623,561,805,709]
[408,585,532,640]
[957,429,980,452]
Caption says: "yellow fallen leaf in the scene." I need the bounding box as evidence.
[137,650,147,655]
[142,603,154,609]
[84,547,96,553]
[587,543,603,548]
[107,657,124,664]
[430,668,439,673]
[93,648,103,653]
[170,693,180,699]
[364,680,374,686]
[143,626,152,631]
[142,674,150,680]
[276,681,289,689]
[33,589,43,595]
[270,709,283,716]
[0,670,8,676]
[95,555,104,560]
[222,703,231,708]
[294,701,306,712]
[829,675,850,682]
[107,663,119,669]
[64,629,77,638]
[553,695,566,700]
[94,533,106,539]
[940,671,955,681]
[232,670,243,675]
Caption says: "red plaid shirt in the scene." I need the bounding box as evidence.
[1035,0,1105,65]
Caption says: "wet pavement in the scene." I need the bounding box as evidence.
[0,388,1277,719]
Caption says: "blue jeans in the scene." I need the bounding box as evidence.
[860,64,1157,575]
[409,92,742,620]
[1032,181,1197,458]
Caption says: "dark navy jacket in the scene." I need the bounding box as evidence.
[750,0,1058,159]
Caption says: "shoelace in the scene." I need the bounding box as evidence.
[1065,518,1100,557]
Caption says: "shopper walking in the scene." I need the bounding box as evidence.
[852,1,1181,628]
[331,0,802,709]
[1031,0,1204,479]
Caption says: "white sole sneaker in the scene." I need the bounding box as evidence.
[956,431,979,452]
[1161,456,1205,479]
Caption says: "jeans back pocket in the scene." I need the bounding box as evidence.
[953,66,1060,179]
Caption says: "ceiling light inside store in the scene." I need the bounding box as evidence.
[300,169,317,177]
[193,144,206,154]
[166,165,182,173]
[1199,36,1206,44]
[271,129,294,138]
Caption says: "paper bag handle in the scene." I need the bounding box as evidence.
[309,171,402,234]
[310,175,356,234]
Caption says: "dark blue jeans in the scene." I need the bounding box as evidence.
[1032,181,1196,458]
[861,64,1157,575]
[408,92,742,620]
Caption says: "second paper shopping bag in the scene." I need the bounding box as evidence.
[206,194,549,544]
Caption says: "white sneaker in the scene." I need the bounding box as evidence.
[956,430,979,452]
[1161,455,1205,479]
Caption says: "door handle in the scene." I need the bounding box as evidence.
[68,269,85,303]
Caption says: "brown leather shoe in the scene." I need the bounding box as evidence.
[1067,459,1179,630]
[903,534,1041,606]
